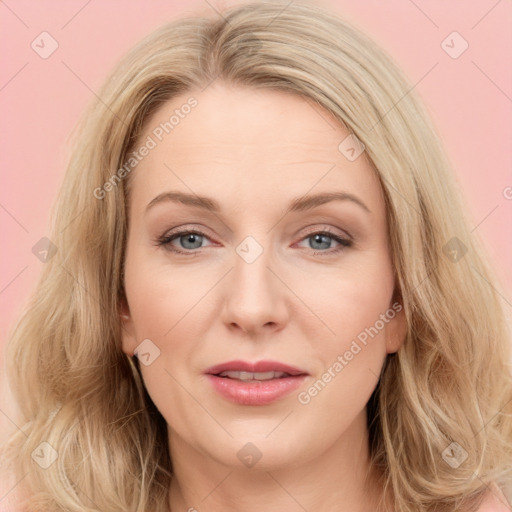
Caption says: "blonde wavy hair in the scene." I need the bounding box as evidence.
[2,1,511,511]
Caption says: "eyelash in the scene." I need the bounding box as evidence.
[155,227,352,257]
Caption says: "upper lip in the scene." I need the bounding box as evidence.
[205,360,308,376]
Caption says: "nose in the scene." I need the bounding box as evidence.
[221,241,290,336]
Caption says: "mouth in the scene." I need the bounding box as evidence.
[204,360,308,405]
[205,359,308,379]
[215,370,299,381]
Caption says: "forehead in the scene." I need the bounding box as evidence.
[127,82,383,214]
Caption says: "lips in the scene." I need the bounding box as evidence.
[204,360,308,406]
[204,360,308,378]
[217,370,289,381]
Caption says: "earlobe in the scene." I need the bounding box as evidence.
[385,304,407,354]
[119,299,137,356]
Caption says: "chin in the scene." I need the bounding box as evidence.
[205,429,316,471]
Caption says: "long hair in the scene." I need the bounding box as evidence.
[2,1,511,511]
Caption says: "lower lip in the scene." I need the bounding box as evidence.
[206,374,307,405]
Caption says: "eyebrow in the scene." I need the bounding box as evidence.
[145,190,371,215]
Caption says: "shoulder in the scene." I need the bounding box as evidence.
[474,484,511,512]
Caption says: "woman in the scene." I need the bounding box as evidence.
[1,1,510,511]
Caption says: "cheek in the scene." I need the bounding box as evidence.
[123,253,212,387]
[124,260,203,433]
[317,293,390,389]
[310,251,395,347]
[304,254,394,394]
[124,252,206,339]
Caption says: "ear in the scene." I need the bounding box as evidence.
[385,301,407,354]
[119,296,138,356]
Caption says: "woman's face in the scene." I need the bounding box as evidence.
[120,82,405,470]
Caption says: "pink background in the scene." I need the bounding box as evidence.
[1,0,511,437]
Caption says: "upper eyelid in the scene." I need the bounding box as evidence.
[162,226,216,244]
[163,224,349,237]
[299,224,352,241]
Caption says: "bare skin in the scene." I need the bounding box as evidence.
[120,82,406,512]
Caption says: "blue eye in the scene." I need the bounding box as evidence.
[175,232,204,250]
[297,231,352,254]
[156,228,352,256]
[157,230,212,254]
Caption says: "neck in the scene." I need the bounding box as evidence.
[167,410,392,512]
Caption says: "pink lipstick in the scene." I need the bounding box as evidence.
[204,360,308,406]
